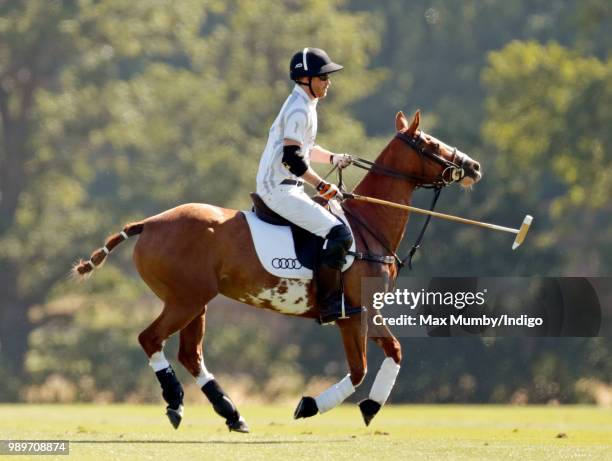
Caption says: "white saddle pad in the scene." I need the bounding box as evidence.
[243,200,356,280]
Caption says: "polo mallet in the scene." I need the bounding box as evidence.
[343,193,533,250]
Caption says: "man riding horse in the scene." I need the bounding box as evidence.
[73,46,483,432]
[256,47,354,324]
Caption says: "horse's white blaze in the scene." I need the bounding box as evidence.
[239,278,311,314]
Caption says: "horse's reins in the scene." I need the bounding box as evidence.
[337,131,466,272]
[349,131,466,189]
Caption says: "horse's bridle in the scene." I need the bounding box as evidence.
[350,130,466,188]
[340,130,468,272]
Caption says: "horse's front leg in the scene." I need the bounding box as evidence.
[359,319,402,426]
[293,312,367,419]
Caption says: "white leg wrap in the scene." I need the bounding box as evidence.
[369,357,401,405]
[195,358,215,387]
[315,374,355,414]
[148,350,170,372]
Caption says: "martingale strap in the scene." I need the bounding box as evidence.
[340,203,404,268]
[334,163,444,271]
[401,186,442,271]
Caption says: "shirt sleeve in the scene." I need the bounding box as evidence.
[283,108,308,144]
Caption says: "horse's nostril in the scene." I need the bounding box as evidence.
[472,162,480,172]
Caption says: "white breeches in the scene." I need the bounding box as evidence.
[260,185,341,238]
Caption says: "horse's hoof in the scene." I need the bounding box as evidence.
[358,399,381,426]
[227,416,250,433]
[293,396,318,419]
[166,405,184,429]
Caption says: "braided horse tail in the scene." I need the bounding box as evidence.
[73,221,144,277]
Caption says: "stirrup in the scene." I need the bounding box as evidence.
[317,301,364,325]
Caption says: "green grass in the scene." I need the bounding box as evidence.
[1,404,611,460]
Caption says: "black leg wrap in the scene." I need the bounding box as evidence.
[201,380,249,433]
[155,366,184,429]
[358,399,381,426]
[202,380,239,423]
[155,366,184,410]
[293,396,319,419]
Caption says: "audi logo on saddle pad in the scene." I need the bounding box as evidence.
[271,258,302,269]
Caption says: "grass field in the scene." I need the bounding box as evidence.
[1,404,611,460]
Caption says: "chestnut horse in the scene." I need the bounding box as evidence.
[74,110,481,432]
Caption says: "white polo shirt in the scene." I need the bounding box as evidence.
[256,84,318,195]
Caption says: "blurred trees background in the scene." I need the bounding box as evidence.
[0,0,610,404]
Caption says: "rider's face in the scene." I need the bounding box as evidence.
[311,74,331,99]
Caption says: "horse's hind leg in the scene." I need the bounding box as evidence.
[178,312,249,433]
[138,301,204,429]
[359,321,402,426]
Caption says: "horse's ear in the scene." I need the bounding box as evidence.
[407,110,420,135]
[395,111,409,132]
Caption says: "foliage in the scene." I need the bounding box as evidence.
[0,0,609,403]
[1,0,382,401]
[482,41,611,273]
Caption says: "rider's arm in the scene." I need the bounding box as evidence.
[283,139,323,188]
[301,168,325,189]
[283,139,341,199]
[310,145,334,164]
[312,144,352,169]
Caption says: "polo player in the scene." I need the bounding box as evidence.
[256,47,354,324]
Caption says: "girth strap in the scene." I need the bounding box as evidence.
[348,251,396,265]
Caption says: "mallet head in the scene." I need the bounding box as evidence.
[512,215,533,250]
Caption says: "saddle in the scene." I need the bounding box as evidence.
[249,193,325,270]
[242,192,357,280]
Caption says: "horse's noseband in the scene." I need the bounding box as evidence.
[396,131,466,187]
[442,150,466,184]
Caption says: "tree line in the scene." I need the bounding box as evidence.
[0,0,609,403]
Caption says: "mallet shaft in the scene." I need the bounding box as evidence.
[346,193,519,234]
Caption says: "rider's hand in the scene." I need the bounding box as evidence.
[316,181,343,201]
[330,153,352,170]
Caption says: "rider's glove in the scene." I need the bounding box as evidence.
[330,153,352,170]
[316,181,343,201]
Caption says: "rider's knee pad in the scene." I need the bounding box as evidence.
[321,224,353,269]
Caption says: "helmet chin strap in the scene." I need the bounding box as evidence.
[296,77,317,98]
